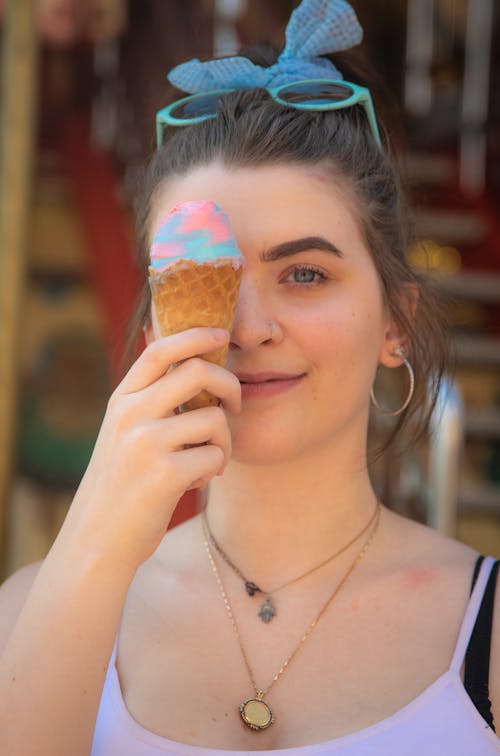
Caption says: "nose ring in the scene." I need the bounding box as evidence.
[267,321,277,339]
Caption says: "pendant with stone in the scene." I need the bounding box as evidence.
[244,580,262,597]
[258,596,276,623]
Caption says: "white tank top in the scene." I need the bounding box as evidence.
[91,556,500,754]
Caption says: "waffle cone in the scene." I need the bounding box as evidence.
[149,259,242,411]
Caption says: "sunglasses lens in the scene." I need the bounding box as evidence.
[277,81,354,106]
[169,92,222,120]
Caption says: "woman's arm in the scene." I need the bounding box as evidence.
[0,549,134,756]
[0,328,240,756]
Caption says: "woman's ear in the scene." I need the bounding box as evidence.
[378,283,418,367]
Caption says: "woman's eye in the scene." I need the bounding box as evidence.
[284,265,327,285]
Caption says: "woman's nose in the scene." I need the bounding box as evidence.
[230,277,283,350]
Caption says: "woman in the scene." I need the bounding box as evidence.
[0,1,498,753]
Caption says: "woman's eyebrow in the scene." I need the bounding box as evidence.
[260,236,344,262]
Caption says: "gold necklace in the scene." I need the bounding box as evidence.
[202,503,379,623]
[202,503,381,731]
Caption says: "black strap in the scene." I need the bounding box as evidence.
[464,555,499,732]
[470,555,484,592]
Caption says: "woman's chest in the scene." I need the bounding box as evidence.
[115,575,467,751]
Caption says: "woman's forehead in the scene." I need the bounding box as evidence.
[150,162,364,254]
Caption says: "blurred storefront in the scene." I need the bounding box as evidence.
[0,0,499,578]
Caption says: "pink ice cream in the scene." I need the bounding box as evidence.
[149,200,243,273]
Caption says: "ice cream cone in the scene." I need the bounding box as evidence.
[150,259,242,411]
[148,199,244,412]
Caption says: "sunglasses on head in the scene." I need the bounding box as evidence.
[156,78,382,150]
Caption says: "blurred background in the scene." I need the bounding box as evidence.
[0,0,499,580]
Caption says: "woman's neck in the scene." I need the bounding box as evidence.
[205,440,378,588]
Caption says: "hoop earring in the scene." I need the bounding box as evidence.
[370,346,415,417]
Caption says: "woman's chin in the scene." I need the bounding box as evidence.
[231,446,298,466]
[229,421,307,466]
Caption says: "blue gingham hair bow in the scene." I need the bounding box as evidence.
[167,0,363,94]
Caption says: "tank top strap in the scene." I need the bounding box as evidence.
[450,555,497,673]
[108,633,119,674]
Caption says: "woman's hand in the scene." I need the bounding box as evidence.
[57,327,241,575]
[0,328,241,756]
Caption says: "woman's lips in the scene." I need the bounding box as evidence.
[235,372,306,399]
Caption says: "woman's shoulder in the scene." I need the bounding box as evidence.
[380,508,479,592]
[381,505,480,571]
[0,560,44,654]
[384,507,500,728]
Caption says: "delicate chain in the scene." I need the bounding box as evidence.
[202,501,379,595]
[202,503,381,697]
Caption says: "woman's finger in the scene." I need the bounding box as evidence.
[172,443,226,489]
[115,328,229,395]
[135,358,241,419]
[139,406,232,468]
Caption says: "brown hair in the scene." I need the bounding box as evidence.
[127,46,450,451]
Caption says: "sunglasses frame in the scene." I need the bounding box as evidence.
[156,78,381,149]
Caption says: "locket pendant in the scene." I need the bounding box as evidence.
[258,596,276,623]
[239,692,274,730]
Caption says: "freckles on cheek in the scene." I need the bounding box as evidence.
[348,305,383,351]
[302,300,377,373]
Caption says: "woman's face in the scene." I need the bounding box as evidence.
[149,162,402,465]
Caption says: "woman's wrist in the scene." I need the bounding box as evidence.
[48,512,139,590]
